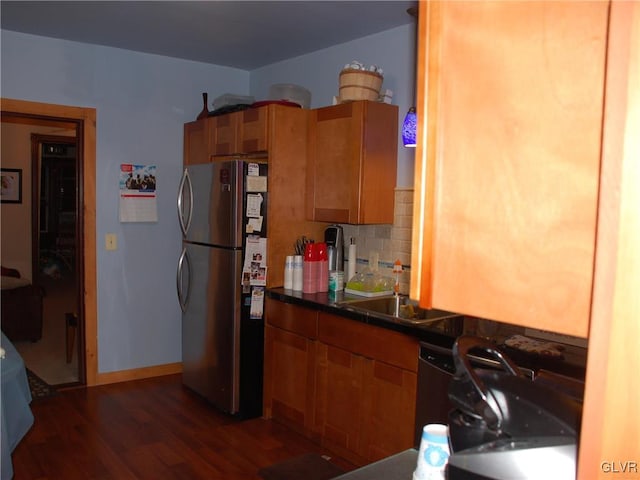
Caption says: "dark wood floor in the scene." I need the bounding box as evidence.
[12,374,355,479]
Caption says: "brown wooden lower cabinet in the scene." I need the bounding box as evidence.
[315,342,367,464]
[361,359,417,462]
[315,343,418,465]
[263,298,418,465]
[263,324,318,440]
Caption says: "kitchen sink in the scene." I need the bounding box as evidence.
[338,295,461,326]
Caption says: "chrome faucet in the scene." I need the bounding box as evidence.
[393,259,402,317]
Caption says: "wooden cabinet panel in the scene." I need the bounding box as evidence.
[314,342,417,464]
[261,107,326,288]
[264,301,418,464]
[411,1,608,337]
[263,324,318,438]
[306,101,398,224]
[578,3,640,477]
[316,310,418,463]
[361,359,417,461]
[210,113,237,156]
[210,107,270,156]
[315,342,367,465]
[265,298,318,338]
[238,107,269,153]
[317,311,418,372]
[183,119,212,164]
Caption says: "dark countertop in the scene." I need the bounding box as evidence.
[266,288,588,381]
[267,288,464,348]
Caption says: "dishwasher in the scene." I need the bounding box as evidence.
[413,340,535,447]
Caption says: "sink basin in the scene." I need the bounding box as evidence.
[339,295,461,326]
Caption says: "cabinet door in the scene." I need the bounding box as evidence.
[315,342,367,465]
[210,108,270,156]
[264,106,325,288]
[184,119,211,164]
[306,101,397,224]
[360,359,417,462]
[578,2,640,476]
[317,311,418,373]
[237,107,269,153]
[210,112,238,156]
[265,298,318,339]
[263,324,318,437]
[412,1,608,337]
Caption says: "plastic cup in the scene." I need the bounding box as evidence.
[413,424,450,480]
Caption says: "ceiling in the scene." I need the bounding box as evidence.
[1,1,417,70]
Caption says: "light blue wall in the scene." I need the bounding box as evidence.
[250,24,417,187]
[1,23,414,375]
[1,30,249,373]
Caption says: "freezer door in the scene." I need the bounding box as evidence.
[181,242,242,414]
[181,161,243,247]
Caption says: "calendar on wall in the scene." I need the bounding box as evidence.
[119,164,158,222]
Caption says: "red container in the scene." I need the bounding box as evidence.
[303,243,318,294]
[316,242,329,293]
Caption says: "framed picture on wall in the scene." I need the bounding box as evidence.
[1,168,23,204]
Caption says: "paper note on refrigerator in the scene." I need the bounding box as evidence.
[247,163,260,176]
[244,236,267,286]
[246,216,263,233]
[250,287,265,319]
[246,193,263,217]
[246,175,267,192]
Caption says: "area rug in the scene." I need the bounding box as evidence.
[259,453,345,480]
[26,368,58,400]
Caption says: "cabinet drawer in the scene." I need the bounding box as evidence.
[265,298,318,338]
[317,311,418,372]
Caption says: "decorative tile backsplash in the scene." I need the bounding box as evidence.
[340,188,414,294]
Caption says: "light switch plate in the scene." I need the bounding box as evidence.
[105,233,117,251]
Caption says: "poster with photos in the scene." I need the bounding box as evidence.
[119,164,158,222]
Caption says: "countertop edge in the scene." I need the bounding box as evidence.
[265,288,463,349]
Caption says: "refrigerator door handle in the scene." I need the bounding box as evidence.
[177,168,193,237]
[176,246,191,313]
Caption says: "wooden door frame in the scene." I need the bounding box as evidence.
[1,98,98,386]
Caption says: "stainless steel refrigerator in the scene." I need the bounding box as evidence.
[176,159,266,417]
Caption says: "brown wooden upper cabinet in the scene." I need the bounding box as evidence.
[306,101,398,224]
[410,1,608,338]
[210,107,270,156]
[183,118,211,165]
[183,107,271,164]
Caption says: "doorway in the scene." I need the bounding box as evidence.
[1,98,97,386]
[27,135,83,386]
